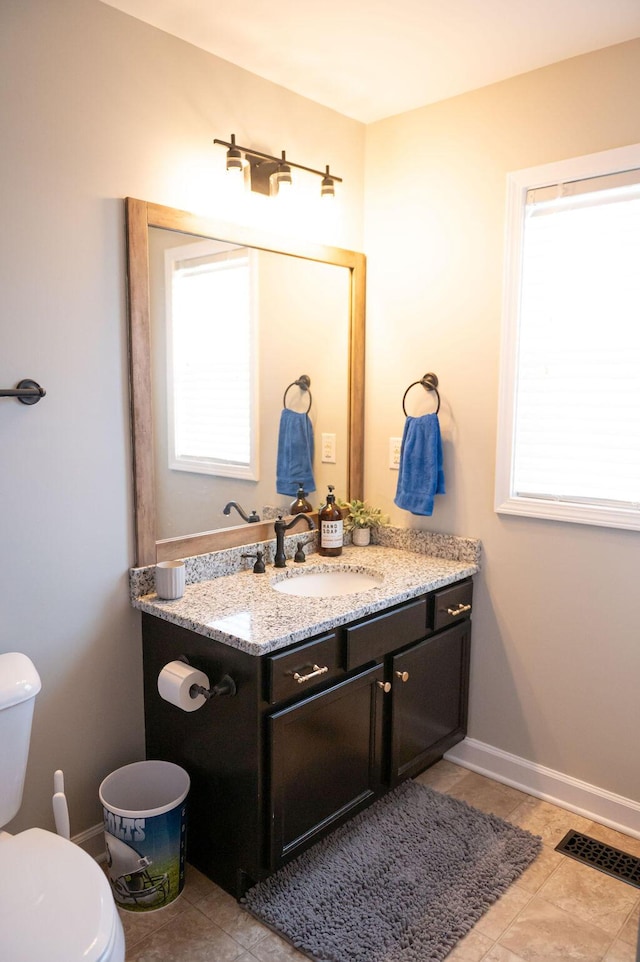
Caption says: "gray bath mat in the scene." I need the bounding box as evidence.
[243,780,542,962]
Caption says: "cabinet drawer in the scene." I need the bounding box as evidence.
[267,633,343,704]
[345,598,427,670]
[432,580,473,631]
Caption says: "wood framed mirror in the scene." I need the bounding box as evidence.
[126,198,365,566]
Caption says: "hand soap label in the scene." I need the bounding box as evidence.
[321,518,343,549]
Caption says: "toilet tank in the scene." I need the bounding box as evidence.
[0,653,42,828]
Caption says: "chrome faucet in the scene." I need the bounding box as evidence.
[222,501,261,524]
[273,514,315,568]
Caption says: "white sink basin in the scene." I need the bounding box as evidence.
[272,567,382,598]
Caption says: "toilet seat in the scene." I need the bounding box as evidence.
[0,827,124,962]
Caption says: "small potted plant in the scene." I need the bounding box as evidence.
[341,499,389,546]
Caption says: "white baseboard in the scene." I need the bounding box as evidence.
[445,738,640,840]
[74,822,106,861]
[79,742,640,861]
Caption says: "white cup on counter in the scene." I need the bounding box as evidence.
[155,560,186,600]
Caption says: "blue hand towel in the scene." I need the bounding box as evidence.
[276,408,316,497]
[394,413,445,516]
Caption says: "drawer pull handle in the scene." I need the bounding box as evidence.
[447,603,472,616]
[377,681,392,693]
[395,671,410,683]
[293,664,329,684]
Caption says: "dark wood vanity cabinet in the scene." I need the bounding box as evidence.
[141,577,472,898]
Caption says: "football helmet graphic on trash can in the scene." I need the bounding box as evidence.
[104,832,169,907]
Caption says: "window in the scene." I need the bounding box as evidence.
[165,241,259,480]
[496,144,640,530]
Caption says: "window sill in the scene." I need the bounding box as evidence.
[495,495,640,531]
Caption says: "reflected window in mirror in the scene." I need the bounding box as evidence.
[166,240,259,481]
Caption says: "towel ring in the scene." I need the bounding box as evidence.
[402,373,440,416]
[283,374,312,414]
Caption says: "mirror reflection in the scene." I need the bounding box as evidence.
[149,228,350,538]
[126,199,365,565]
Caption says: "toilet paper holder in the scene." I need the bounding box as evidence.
[190,675,236,700]
[179,656,237,701]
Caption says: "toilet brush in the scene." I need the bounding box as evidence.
[52,769,71,839]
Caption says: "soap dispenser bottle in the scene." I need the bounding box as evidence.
[290,483,313,515]
[318,485,343,557]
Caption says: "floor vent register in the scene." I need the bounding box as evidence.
[555,829,640,889]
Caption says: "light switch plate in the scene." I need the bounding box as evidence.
[389,437,402,470]
[322,433,337,463]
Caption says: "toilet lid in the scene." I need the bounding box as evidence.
[0,828,118,962]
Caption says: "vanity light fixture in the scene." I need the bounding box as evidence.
[213,134,342,199]
[274,152,292,192]
[321,166,335,199]
[223,134,245,175]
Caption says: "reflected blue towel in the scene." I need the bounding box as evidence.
[394,413,445,516]
[276,409,316,497]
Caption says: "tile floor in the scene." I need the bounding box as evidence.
[118,761,640,962]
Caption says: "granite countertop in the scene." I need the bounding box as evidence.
[132,544,479,656]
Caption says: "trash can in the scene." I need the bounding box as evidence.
[99,760,189,912]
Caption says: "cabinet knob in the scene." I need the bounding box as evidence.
[377,681,391,693]
[395,670,410,683]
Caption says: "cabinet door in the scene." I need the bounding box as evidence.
[269,663,385,869]
[390,620,470,785]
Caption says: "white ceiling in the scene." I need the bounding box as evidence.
[102,0,640,123]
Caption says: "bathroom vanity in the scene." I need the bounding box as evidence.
[134,543,478,898]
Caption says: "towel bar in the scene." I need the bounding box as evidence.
[0,379,46,405]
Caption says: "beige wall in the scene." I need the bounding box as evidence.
[3,0,638,841]
[0,0,364,836]
[364,40,640,802]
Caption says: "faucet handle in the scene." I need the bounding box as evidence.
[294,538,315,563]
[241,550,266,574]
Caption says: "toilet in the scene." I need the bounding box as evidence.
[0,652,125,962]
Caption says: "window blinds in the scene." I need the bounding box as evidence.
[168,247,257,477]
[513,168,640,508]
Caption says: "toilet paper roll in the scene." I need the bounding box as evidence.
[157,660,210,712]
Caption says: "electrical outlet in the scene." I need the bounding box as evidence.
[389,437,402,470]
[322,433,337,463]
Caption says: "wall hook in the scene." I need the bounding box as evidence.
[0,379,46,405]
